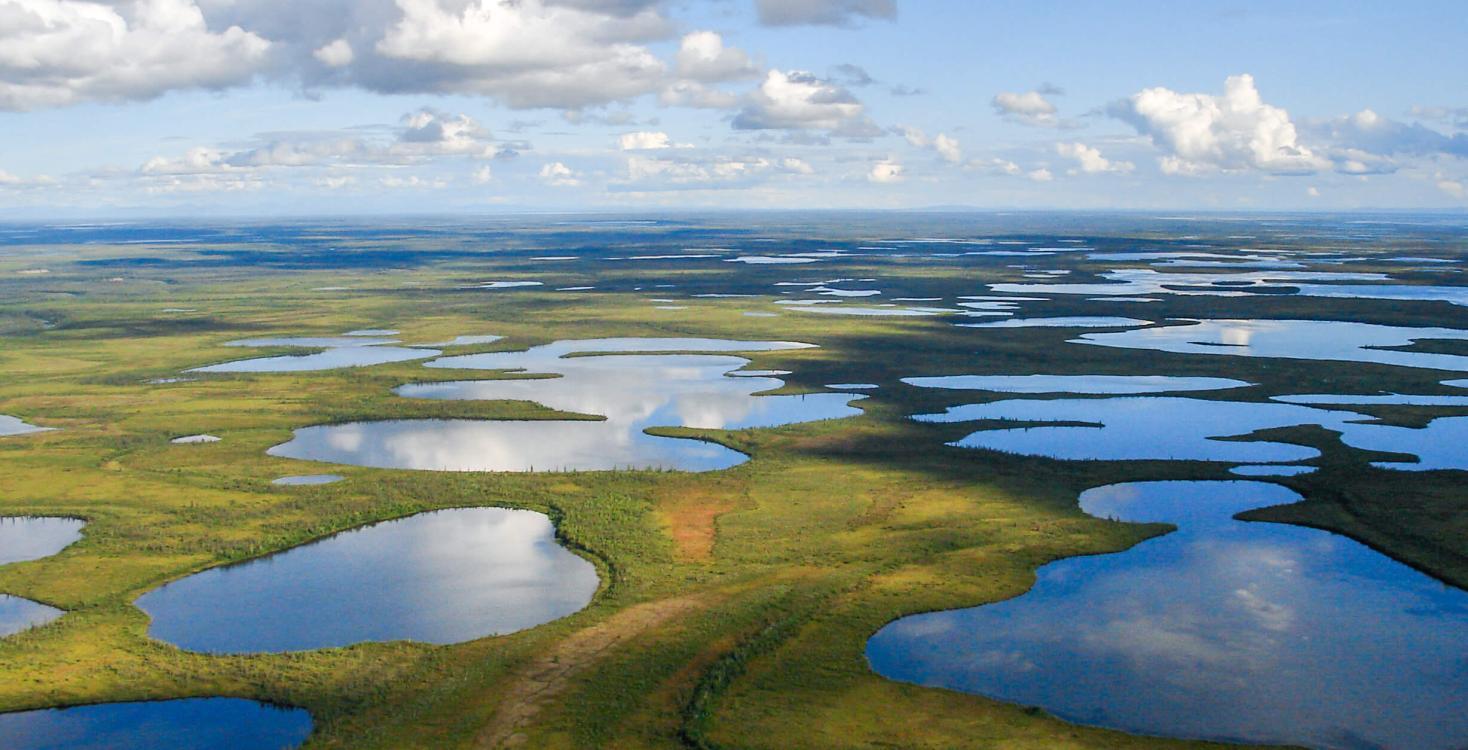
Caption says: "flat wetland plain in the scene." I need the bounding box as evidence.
[0,212,1465,749]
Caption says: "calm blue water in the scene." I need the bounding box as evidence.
[868,481,1468,750]
[0,698,312,749]
[137,508,598,653]
[1338,416,1468,471]
[1077,319,1468,373]
[269,339,862,472]
[957,316,1151,328]
[0,595,62,638]
[913,396,1364,463]
[268,418,751,472]
[0,517,85,566]
[0,517,85,638]
[903,374,1250,394]
[190,335,439,373]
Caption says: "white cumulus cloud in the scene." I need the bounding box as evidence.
[733,69,878,136]
[313,38,355,67]
[1438,173,1466,200]
[932,133,962,163]
[1111,74,1329,175]
[992,90,1059,127]
[674,30,758,82]
[0,0,272,110]
[1056,141,1133,174]
[374,0,669,109]
[539,161,580,186]
[618,131,675,150]
[900,127,961,163]
[868,159,902,183]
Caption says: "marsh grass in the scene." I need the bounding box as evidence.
[0,217,1462,748]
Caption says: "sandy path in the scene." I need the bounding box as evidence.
[475,594,708,749]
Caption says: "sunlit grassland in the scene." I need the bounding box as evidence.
[0,225,1462,749]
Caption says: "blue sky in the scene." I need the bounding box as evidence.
[1,0,1465,216]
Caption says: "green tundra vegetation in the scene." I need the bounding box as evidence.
[0,214,1463,748]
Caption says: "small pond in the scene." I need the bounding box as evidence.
[171,435,220,444]
[0,698,312,749]
[1,516,85,566]
[137,508,598,652]
[270,474,344,486]
[867,481,1468,750]
[0,415,51,437]
[0,596,63,638]
[1230,464,1317,477]
[0,517,84,637]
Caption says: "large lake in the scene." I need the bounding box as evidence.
[868,481,1468,750]
[137,508,598,653]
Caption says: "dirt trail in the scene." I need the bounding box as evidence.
[475,594,708,749]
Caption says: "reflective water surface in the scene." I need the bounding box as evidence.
[868,481,1468,750]
[0,698,312,749]
[957,316,1152,329]
[190,335,439,373]
[0,595,62,638]
[1078,319,1468,372]
[1337,416,1468,471]
[0,517,85,566]
[0,415,51,436]
[914,397,1364,463]
[993,268,1468,307]
[271,338,863,472]
[270,474,344,486]
[137,508,598,652]
[269,418,751,472]
[170,435,220,444]
[0,517,80,637]
[1274,393,1468,406]
[1230,464,1317,476]
[903,375,1250,394]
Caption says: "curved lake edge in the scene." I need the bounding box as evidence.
[266,418,753,473]
[0,696,314,750]
[131,504,609,651]
[0,596,68,639]
[864,479,1468,748]
[0,414,57,436]
[1236,485,1468,591]
[1,516,90,635]
[857,481,1468,651]
[0,514,90,569]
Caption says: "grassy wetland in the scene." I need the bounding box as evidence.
[1,212,1465,749]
